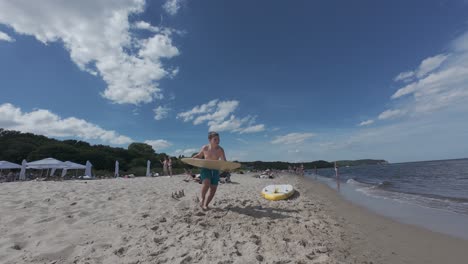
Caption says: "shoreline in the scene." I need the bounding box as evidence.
[299,175,468,263]
[0,173,466,263]
[312,173,468,241]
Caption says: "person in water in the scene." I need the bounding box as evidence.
[192,131,226,210]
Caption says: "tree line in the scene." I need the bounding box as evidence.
[0,129,387,175]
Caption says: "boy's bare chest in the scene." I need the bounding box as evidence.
[203,148,220,159]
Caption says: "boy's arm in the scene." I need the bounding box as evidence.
[220,147,227,161]
[192,146,205,159]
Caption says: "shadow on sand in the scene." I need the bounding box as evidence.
[227,204,300,220]
[221,181,240,185]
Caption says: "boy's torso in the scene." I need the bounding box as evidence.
[202,144,223,160]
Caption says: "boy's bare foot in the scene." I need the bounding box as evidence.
[202,205,209,211]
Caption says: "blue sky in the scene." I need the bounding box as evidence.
[1,0,468,163]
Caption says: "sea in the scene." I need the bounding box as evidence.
[306,158,468,240]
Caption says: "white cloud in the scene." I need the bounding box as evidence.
[0,31,14,42]
[177,99,219,122]
[375,31,468,123]
[193,101,239,125]
[378,109,404,120]
[144,139,172,152]
[134,21,160,32]
[0,0,180,105]
[177,99,265,134]
[416,54,448,78]
[239,124,265,134]
[0,103,132,145]
[358,119,374,126]
[153,106,171,120]
[138,34,179,61]
[394,54,448,82]
[163,0,182,15]
[271,133,315,145]
[174,148,198,156]
[394,71,414,82]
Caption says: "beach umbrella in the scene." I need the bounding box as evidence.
[61,167,68,177]
[27,158,66,169]
[19,160,27,180]
[62,161,86,178]
[63,161,86,169]
[114,161,119,178]
[146,160,151,177]
[0,161,22,169]
[85,161,92,177]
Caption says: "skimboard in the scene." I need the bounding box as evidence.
[261,184,295,201]
[181,158,241,171]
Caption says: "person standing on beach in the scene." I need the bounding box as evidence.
[168,157,173,176]
[161,157,169,176]
[192,131,226,210]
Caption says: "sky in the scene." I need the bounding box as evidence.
[1,0,468,163]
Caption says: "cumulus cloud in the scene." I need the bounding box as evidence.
[163,0,182,15]
[0,103,133,145]
[138,34,179,60]
[144,139,172,151]
[153,106,171,120]
[134,21,160,32]
[0,31,14,42]
[0,0,180,105]
[177,100,266,134]
[358,119,374,126]
[271,133,315,145]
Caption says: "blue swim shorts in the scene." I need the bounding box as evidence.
[200,168,220,186]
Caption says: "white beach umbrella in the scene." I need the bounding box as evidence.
[114,161,119,178]
[27,158,66,169]
[61,168,68,177]
[0,161,22,169]
[19,159,27,180]
[63,161,86,170]
[62,161,86,178]
[146,160,151,177]
[85,161,92,177]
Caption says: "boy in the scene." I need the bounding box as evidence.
[192,131,226,210]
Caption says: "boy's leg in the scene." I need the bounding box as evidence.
[199,168,212,209]
[204,185,218,208]
[204,170,220,208]
[200,179,210,209]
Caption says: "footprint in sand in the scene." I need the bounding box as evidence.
[34,216,56,224]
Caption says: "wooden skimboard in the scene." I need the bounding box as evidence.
[261,184,295,201]
[181,158,241,171]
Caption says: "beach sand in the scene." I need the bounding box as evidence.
[0,173,466,264]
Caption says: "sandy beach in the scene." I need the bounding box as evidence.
[0,173,467,264]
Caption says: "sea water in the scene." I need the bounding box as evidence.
[307,158,468,240]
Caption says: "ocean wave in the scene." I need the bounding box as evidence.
[355,185,468,215]
[376,180,393,188]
